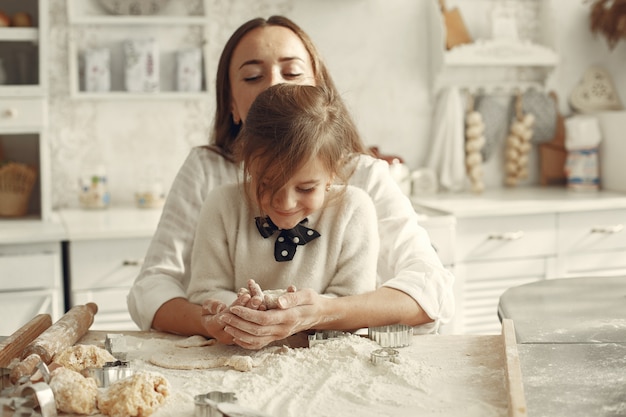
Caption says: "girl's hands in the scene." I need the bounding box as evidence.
[219,288,327,350]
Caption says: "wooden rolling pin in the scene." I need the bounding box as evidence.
[10,303,98,383]
[0,314,52,368]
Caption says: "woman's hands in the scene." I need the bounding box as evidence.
[218,287,328,350]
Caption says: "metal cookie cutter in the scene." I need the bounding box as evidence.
[307,330,350,347]
[86,360,133,387]
[370,347,400,365]
[368,324,412,348]
[1,361,57,417]
[194,391,237,417]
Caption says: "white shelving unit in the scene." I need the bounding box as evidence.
[429,0,559,94]
[0,0,50,221]
[66,0,210,100]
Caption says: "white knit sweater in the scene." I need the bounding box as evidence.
[128,147,455,332]
[187,184,379,306]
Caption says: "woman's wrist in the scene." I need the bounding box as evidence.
[152,298,208,337]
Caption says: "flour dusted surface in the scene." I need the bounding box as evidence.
[67,332,511,417]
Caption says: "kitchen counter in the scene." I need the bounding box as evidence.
[0,214,66,245]
[498,276,626,344]
[412,186,626,218]
[499,276,626,417]
[58,207,162,240]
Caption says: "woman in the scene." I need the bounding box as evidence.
[127,16,454,349]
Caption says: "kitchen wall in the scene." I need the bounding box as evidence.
[47,0,626,209]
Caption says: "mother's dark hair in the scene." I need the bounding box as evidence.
[210,15,348,158]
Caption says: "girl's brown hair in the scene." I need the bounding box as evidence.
[235,84,363,209]
[209,15,358,159]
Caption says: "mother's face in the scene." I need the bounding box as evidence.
[229,25,316,124]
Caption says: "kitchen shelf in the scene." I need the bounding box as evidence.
[68,15,206,26]
[66,0,210,100]
[0,27,39,42]
[444,39,559,67]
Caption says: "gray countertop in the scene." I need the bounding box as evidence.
[519,343,626,417]
[499,276,626,344]
[499,276,626,417]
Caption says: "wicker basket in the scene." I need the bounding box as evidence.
[0,162,37,217]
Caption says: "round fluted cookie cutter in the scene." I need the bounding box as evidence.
[86,360,133,387]
[370,347,400,365]
[195,391,238,417]
[368,324,412,348]
[307,330,350,347]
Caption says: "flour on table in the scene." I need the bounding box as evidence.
[49,367,98,415]
[112,333,509,417]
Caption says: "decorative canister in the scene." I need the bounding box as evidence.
[78,165,111,209]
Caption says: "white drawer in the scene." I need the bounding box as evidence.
[558,209,626,254]
[0,289,64,335]
[455,214,557,262]
[68,237,150,290]
[0,243,62,290]
[0,98,44,130]
[72,287,138,331]
[561,250,626,277]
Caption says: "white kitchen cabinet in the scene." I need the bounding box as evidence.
[66,0,209,100]
[66,237,150,330]
[0,0,50,220]
[414,187,626,335]
[452,213,558,334]
[557,209,626,277]
[0,241,64,335]
[59,207,161,330]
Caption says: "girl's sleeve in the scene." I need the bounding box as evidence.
[350,156,456,333]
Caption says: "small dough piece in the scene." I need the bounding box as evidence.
[224,355,255,372]
[53,344,116,373]
[262,289,288,309]
[49,367,98,415]
[97,371,170,417]
[174,335,216,348]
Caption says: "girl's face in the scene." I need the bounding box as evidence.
[254,157,333,230]
[229,25,315,124]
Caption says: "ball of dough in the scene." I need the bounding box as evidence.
[49,367,98,415]
[53,344,116,373]
[97,371,170,417]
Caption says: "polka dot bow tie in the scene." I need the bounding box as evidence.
[255,216,321,262]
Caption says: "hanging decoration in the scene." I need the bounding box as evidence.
[588,0,626,50]
[504,93,535,187]
[464,95,486,193]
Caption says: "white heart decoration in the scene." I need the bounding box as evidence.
[570,66,623,113]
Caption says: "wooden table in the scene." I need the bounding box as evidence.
[51,320,525,417]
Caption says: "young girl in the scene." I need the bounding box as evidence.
[186,84,379,313]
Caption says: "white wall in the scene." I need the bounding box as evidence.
[47,0,625,208]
